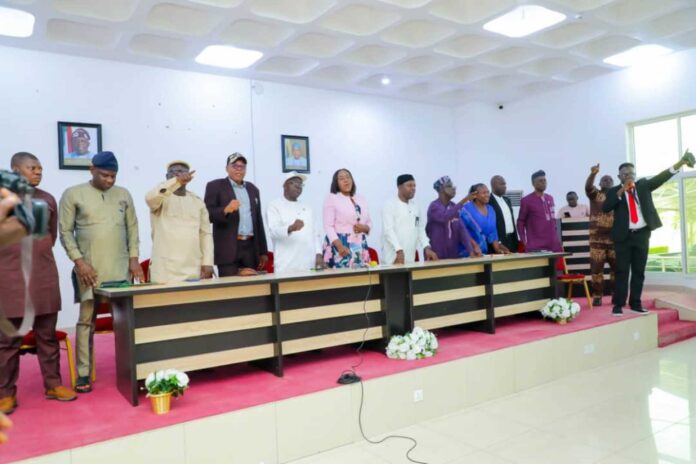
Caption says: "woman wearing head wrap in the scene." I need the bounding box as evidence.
[460,183,511,255]
[322,168,372,268]
[425,176,482,259]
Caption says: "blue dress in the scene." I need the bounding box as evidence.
[460,202,499,255]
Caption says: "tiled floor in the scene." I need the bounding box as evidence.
[289,337,696,464]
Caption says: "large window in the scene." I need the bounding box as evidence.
[629,110,696,274]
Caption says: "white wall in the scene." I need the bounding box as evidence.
[455,47,696,201]
[0,45,457,328]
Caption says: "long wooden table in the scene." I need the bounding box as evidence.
[95,252,563,405]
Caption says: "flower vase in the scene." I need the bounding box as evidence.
[149,392,172,414]
[556,318,568,325]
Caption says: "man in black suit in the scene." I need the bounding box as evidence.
[603,151,694,316]
[204,153,268,277]
[489,175,519,252]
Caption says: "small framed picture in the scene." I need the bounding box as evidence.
[281,135,310,173]
[58,121,103,170]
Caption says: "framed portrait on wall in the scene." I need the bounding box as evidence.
[58,121,103,170]
[281,135,310,173]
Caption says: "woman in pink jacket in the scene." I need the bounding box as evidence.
[323,168,372,268]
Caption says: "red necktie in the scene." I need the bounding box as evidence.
[627,189,638,224]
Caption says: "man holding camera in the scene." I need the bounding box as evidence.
[59,152,143,393]
[0,153,77,414]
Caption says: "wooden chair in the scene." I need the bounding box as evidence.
[556,257,592,309]
[20,330,77,388]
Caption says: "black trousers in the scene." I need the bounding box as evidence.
[500,233,518,252]
[217,239,257,277]
[612,228,650,309]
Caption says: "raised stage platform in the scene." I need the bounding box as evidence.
[6,297,659,464]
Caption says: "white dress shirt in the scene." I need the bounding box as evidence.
[492,193,515,234]
[267,197,321,273]
[382,197,430,264]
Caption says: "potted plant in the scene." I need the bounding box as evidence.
[144,368,189,414]
[386,326,438,360]
[540,298,581,324]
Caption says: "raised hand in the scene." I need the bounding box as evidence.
[590,163,600,175]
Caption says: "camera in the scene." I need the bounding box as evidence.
[0,169,49,238]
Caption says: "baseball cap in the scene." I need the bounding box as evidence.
[166,160,191,170]
[227,153,247,165]
[72,128,90,140]
[284,171,307,184]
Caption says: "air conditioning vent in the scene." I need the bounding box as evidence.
[506,189,523,207]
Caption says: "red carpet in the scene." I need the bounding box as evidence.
[3,300,646,463]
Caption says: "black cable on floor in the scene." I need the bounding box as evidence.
[340,265,428,464]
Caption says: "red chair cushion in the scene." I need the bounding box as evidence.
[558,274,586,280]
[265,251,274,273]
[95,317,113,332]
[21,330,68,347]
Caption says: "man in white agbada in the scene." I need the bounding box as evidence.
[146,161,214,283]
[267,172,324,273]
[382,174,438,264]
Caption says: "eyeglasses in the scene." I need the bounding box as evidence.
[228,164,246,171]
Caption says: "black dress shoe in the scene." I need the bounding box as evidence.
[630,307,650,315]
[592,297,602,307]
[612,306,624,317]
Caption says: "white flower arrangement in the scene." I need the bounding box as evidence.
[386,326,438,360]
[540,298,581,322]
[145,368,190,397]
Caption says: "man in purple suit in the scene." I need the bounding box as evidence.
[517,170,562,252]
[204,153,268,277]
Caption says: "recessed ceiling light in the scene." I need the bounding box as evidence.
[381,76,391,85]
[483,5,566,38]
[0,6,35,38]
[603,44,673,67]
[195,45,263,69]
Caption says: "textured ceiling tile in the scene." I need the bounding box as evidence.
[249,0,336,24]
[321,4,401,36]
[358,73,408,89]
[220,19,294,49]
[671,29,696,48]
[472,73,536,91]
[255,56,319,76]
[310,65,366,83]
[381,20,455,48]
[187,0,245,7]
[145,3,218,36]
[51,0,138,22]
[45,19,119,48]
[643,7,696,39]
[429,0,516,25]
[392,55,452,75]
[377,0,431,8]
[594,0,690,26]
[520,80,569,95]
[434,34,502,59]
[545,0,614,11]
[571,35,641,60]
[399,82,436,97]
[342,45,406,67]
[478,46,544,68]
[556,65,613,82]
[532,23,606,49]
[438,64,496,84]
[519,57,581,76]
[433,88,474,103]
[129,34,187,60]
[285,33,353,58]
